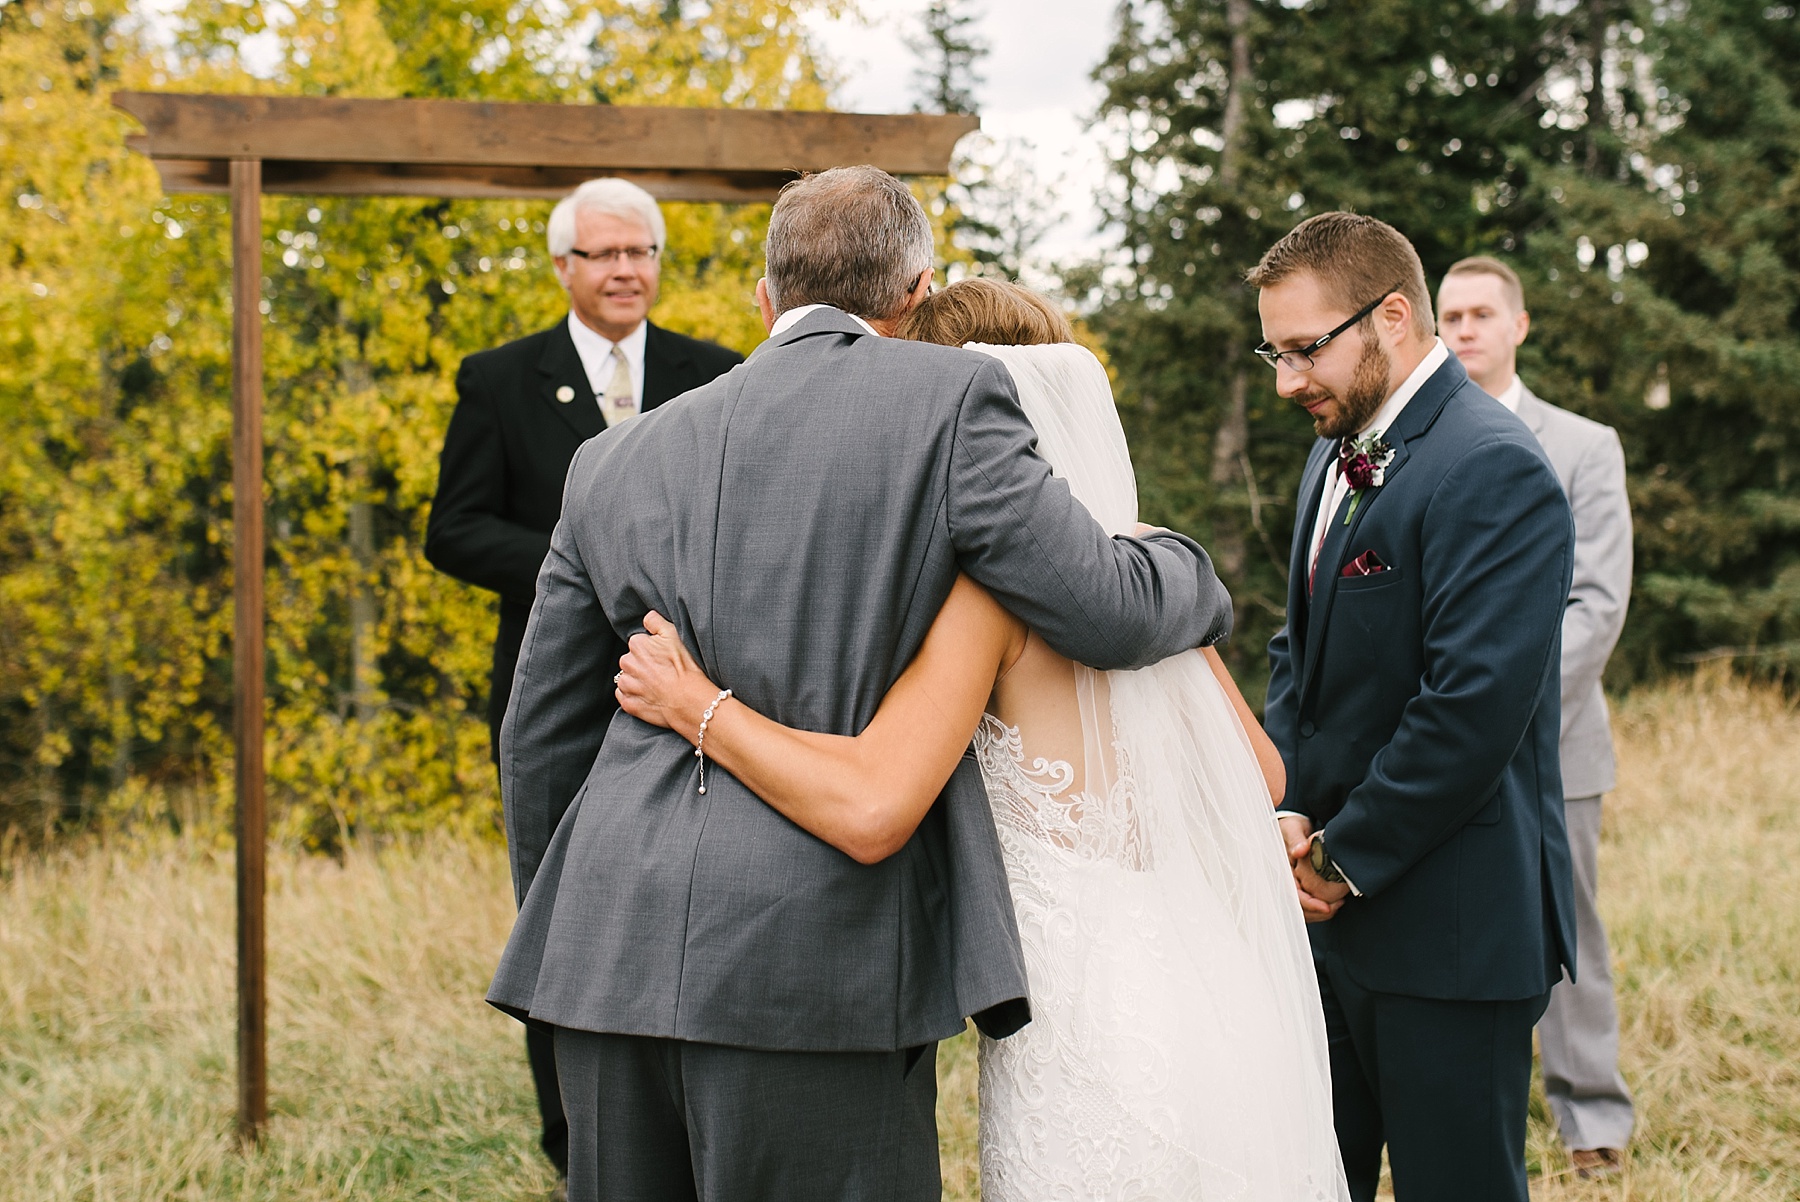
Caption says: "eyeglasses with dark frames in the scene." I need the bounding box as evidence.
[1254,282,1405,372]
[565,244,659,266]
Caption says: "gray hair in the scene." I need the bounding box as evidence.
[764,166,934,320]
[546,178,666,257]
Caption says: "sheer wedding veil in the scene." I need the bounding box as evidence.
[966,343,1139,537]
[968,341,1349,1200]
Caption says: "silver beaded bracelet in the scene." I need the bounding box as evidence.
[694,688,732,795]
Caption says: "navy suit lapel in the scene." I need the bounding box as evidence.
[1288,440,1336,615]
[1296,354,1466,706]
[537,320,604,441]
[1299,484,1354,699]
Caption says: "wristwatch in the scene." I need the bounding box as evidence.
[1308,831,1347,885]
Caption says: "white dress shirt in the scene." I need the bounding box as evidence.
[1304,339,1451,582]
[567,312,648,415]
[1493,373,1524,413]
[768,303,880,338]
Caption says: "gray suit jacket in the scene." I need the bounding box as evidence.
[487,307,1232,1052]
[1516,385,1632,799]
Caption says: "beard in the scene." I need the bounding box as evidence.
[1302,338,1392,440]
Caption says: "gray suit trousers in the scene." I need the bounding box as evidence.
[1540,795,1635,1150]
[555,1027,940,1202]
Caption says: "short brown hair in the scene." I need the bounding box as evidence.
[764,166,934,321]
[892,277,1076,347]
[1245,212,1435,339]
[1442,255,1526,313]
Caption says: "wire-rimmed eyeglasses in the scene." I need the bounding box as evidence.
[1254,283,1404,372]
[566,244,660,266]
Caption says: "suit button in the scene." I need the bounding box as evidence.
[1300,721,1316,738]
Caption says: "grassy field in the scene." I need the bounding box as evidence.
[2,670,1796,1200]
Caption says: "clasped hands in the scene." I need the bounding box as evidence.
[1277,814,1350,923]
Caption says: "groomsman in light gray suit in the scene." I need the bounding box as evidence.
[487,166,1232,1201]
[1440,256,1635,1180]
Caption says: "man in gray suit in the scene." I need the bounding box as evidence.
[487,165,1232,1201]
[1439,256,1635,1179]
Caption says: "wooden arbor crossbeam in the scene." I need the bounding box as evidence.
[115,90,975,1144]
[116,92,977,201]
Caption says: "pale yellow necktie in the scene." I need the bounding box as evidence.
[601,345,636,427]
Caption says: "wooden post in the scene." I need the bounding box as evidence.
[229,156,267,1144]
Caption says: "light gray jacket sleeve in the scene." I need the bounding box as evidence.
[498,457,624,907]
[1561,426,1632,705]
[946,357,1232,670]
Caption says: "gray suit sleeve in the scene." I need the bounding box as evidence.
[946,357,1232,670]
[1561,427,1632,702]
[498,458,624,907]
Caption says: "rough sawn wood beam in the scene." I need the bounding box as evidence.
[114,92,979,200]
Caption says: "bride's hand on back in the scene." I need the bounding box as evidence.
[615,610,716,741]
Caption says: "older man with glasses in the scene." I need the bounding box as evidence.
[425,177,742,1194]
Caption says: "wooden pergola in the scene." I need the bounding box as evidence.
[115,91,977,1142]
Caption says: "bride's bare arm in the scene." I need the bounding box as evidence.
[615,576,1026,865]
[1201,648,1288,807]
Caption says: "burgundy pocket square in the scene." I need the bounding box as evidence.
[1341,549,1389,577]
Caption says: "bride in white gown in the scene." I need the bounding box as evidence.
[615,280,1348,1200]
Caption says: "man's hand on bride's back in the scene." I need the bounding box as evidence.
[615,610,717,743]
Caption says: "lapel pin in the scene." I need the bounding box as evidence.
[555,385,575,403]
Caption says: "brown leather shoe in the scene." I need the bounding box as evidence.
[1571,1147,1623,1180]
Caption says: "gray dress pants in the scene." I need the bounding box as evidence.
[1539,794,1635,1151]
[554,1027,941,1202]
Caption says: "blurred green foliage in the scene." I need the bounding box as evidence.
[1086,0,1800,703]
[4,0,1795,842]
[0,0,837,843]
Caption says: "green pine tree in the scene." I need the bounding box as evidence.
[1089,0,1798,694]
[909,0,986,117]
[0,0,839,843]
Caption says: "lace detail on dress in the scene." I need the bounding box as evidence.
[974,712,1149,871]
[974,694,1345,1202]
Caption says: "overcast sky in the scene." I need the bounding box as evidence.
[805,0,1120,271]
[151,0,1122,270]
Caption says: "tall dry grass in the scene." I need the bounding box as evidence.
[2,671,1797,1200]
[0,835,551,1200]
[1527,668,1800,1199]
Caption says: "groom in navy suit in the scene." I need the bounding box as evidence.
[1255,213,1577,1201]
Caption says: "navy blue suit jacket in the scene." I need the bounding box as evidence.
[1265,353,1578,1001]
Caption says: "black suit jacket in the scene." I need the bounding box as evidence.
[425,318,743,756]
[1264,353,1578,1002]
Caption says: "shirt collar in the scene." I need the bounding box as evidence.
[768,303,880,339]
[1493,373,1524,413]
[1357,338,1450,439]
[567,312,647,378]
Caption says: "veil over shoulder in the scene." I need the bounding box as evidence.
[966,341,1349,1201]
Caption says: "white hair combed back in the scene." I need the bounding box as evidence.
[546,178,667,257]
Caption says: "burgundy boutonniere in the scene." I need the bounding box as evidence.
[1339,432,1396,524]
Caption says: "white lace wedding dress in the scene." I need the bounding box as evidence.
[968,343,1348,1201]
